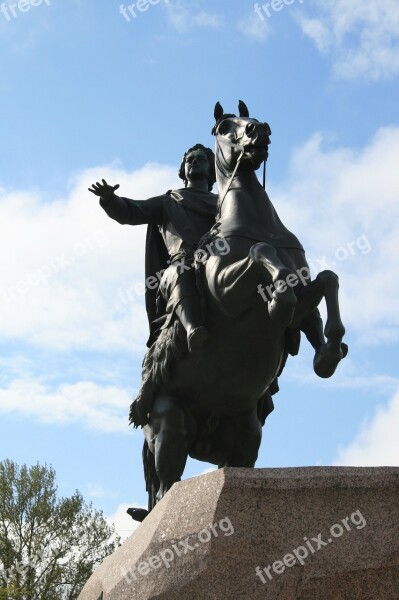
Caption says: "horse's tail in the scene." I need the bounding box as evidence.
[129,346,157,428]
[142,439,159,512]
[129,322,186,427]
[151,320,186,385]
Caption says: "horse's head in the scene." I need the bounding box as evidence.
[212,101,272,173]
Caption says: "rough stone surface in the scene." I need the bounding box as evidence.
[79,467,399,599]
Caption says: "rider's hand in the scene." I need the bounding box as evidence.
[89,179,120,203]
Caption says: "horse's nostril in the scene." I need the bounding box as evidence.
[245,123,256,135]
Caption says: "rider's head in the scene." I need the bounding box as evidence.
[178,144,216,191]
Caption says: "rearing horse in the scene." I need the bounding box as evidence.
[131,101,347,519]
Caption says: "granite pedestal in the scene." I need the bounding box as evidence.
[79,467,399,599]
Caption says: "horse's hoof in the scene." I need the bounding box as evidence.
[127,507,149,523]
[187,326,208,351]
[313,342,347,378]
[341,342,349,358]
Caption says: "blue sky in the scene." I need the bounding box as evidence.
[1,0,398,538]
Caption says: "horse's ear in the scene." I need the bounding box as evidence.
[214,102,224,122]
[238,100,249,118]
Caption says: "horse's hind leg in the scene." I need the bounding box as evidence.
[216,407,262,468]
[144,393,189,503]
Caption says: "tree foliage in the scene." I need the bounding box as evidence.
[0,459,120,599]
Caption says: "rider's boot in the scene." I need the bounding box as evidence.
[175,298,208,352]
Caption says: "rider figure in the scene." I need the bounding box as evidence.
[89,144,218,351]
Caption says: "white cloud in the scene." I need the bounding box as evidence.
[287,354,399,394]
[269,126,399,343]
[0,161,178,433]
[298,0,399,80]
[238,13,271,42]
[192,11,220,28]
[166,3,221,34]
[0,378,132,433]
[299,17,330,52]
[0,163,178,352]
[334,389,399,465]
[87,483,118,500]
[107,502,143,542]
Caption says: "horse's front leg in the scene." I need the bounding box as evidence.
[207,241,297,327]
[294,270,347,378]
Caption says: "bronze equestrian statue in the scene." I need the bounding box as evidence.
[90,101,347,522]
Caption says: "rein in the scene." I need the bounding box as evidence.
[216,139,245,220]
[215,137,267,222]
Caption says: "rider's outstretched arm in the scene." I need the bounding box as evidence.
[100,192,164,226]
[89,179,164,226]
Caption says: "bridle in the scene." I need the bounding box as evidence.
[213,119,267,220]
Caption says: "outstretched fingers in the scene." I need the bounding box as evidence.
[88,179,119,196]
[88,184,101,195]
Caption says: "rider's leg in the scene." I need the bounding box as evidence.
[145,394,189,502]
[160,265,207,351]
[175,294,208,351]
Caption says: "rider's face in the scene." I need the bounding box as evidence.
[184,150,210,184]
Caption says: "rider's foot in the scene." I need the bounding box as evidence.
[313,342,348,378]
[187,326,208,352]
[126,507,149,523]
